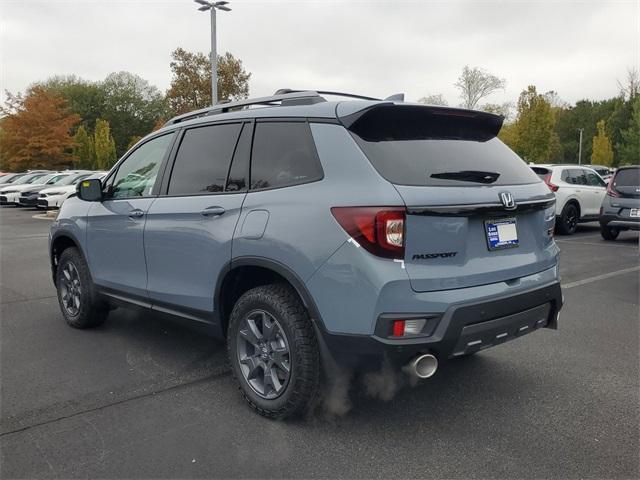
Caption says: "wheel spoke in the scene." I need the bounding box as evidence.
[62,267,71,282]
[262,316,277,341]
[240,320,261,347]
[271,347,290,374]
[263,368,276,395]
[240,355,262,380]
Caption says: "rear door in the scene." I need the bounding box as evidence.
[343,104,558,292]
[583,168,607,215]
[143,121,249,314]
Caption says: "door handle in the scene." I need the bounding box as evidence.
[201,206,226,217]
[128,209,145,219]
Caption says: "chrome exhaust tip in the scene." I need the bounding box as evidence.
[409,353,438,379]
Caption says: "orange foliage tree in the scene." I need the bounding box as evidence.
[0,86,80,171]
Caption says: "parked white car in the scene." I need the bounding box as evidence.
[37,172,107,209]
[0,172,53,205]
[531,164,607,234]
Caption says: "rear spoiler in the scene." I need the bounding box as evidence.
[339,104,504,142]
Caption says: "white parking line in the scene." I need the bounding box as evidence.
[563,266,640,289]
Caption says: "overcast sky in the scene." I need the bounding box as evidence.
[1,0,638,107]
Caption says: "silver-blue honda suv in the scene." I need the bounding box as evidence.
[50,90,563,418]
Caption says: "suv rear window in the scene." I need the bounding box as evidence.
[531,167,550,179]
[348,107,540,187]
[613,168,639,187]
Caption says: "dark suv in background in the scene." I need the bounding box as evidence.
[599,165,640,240]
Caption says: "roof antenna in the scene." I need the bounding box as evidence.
[385,93,404,101]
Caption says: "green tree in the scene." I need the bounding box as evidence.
[94,119,117,170]
[101,71,167,157]
[166,47,251,116]
[72,125,95,169]
[38,76,106,133]
[512,86,559,163]
[591,120,614,166]
[617,95,640,165]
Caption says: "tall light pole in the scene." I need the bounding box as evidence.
[194,0,231,105]
[577,128,584,165]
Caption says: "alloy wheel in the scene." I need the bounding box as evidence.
[236,309,291,399]
[60,262,82,316]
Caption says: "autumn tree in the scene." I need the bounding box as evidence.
[417,94,448,106]
[73,125,95,169]
[591,120,614,166]
[166,47,251,115]
[0,86,79,171]
[511,86,559,163]
[94,119,117,170]
[455,66,505,110]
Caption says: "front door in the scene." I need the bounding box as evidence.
[86,132,175,299]
[144,122,250,315]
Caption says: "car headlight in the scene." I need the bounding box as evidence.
[44,191,63,196]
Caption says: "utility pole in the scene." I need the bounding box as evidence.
[194,0,232,106]
[577,128,584,165]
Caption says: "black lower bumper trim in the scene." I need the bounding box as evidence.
[319,281,562,369]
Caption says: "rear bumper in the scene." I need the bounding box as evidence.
[318,281,562,369]
[600,214,640,231]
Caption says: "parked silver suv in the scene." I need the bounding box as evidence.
[50,90,563,418]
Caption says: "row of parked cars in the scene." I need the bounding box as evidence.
[530,164,639,240]
[0,170,107,210]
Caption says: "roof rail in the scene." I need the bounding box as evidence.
[164,90,322,126]
[275,89,381,101]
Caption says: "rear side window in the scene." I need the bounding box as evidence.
[531,167,550,179]
[572,169,588,185]
[348,106,540,187]
[168,123,242,195]
[250,122,323,190]
[585,171,605,187]
[613,168,640,187]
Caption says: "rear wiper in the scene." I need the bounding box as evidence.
[430,170,501,184]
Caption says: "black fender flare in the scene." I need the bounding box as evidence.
[214,256,328,334]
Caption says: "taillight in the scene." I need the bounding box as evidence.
[606,180,620,197]
[543,173,559,192]
[331,206,405,259]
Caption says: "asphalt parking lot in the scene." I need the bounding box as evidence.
[0,206,638,479]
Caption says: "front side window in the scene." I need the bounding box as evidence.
[110,133,173,199]
[168,123,242,195]
[250,122,323,190]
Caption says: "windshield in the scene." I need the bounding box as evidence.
[60,174,90,185]
[45,174,70,185]
[13,174,46,185]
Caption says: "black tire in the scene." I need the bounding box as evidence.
[556,203,579,235]
[227,284,320,419]
[55,247,109,328]
[600,225,620,240]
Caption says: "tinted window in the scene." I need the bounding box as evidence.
[111,133,173,199]
[226,123,251,192]
[168,123,242,195]
[614,168,640,187]
[572,169,588,185]
[531,167,550,179]
[250,122,323,190]
[585,171,605,187]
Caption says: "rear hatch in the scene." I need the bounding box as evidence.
[608,167,640,215]
[341,103,558,292]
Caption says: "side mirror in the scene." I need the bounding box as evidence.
[77,179,103,202]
